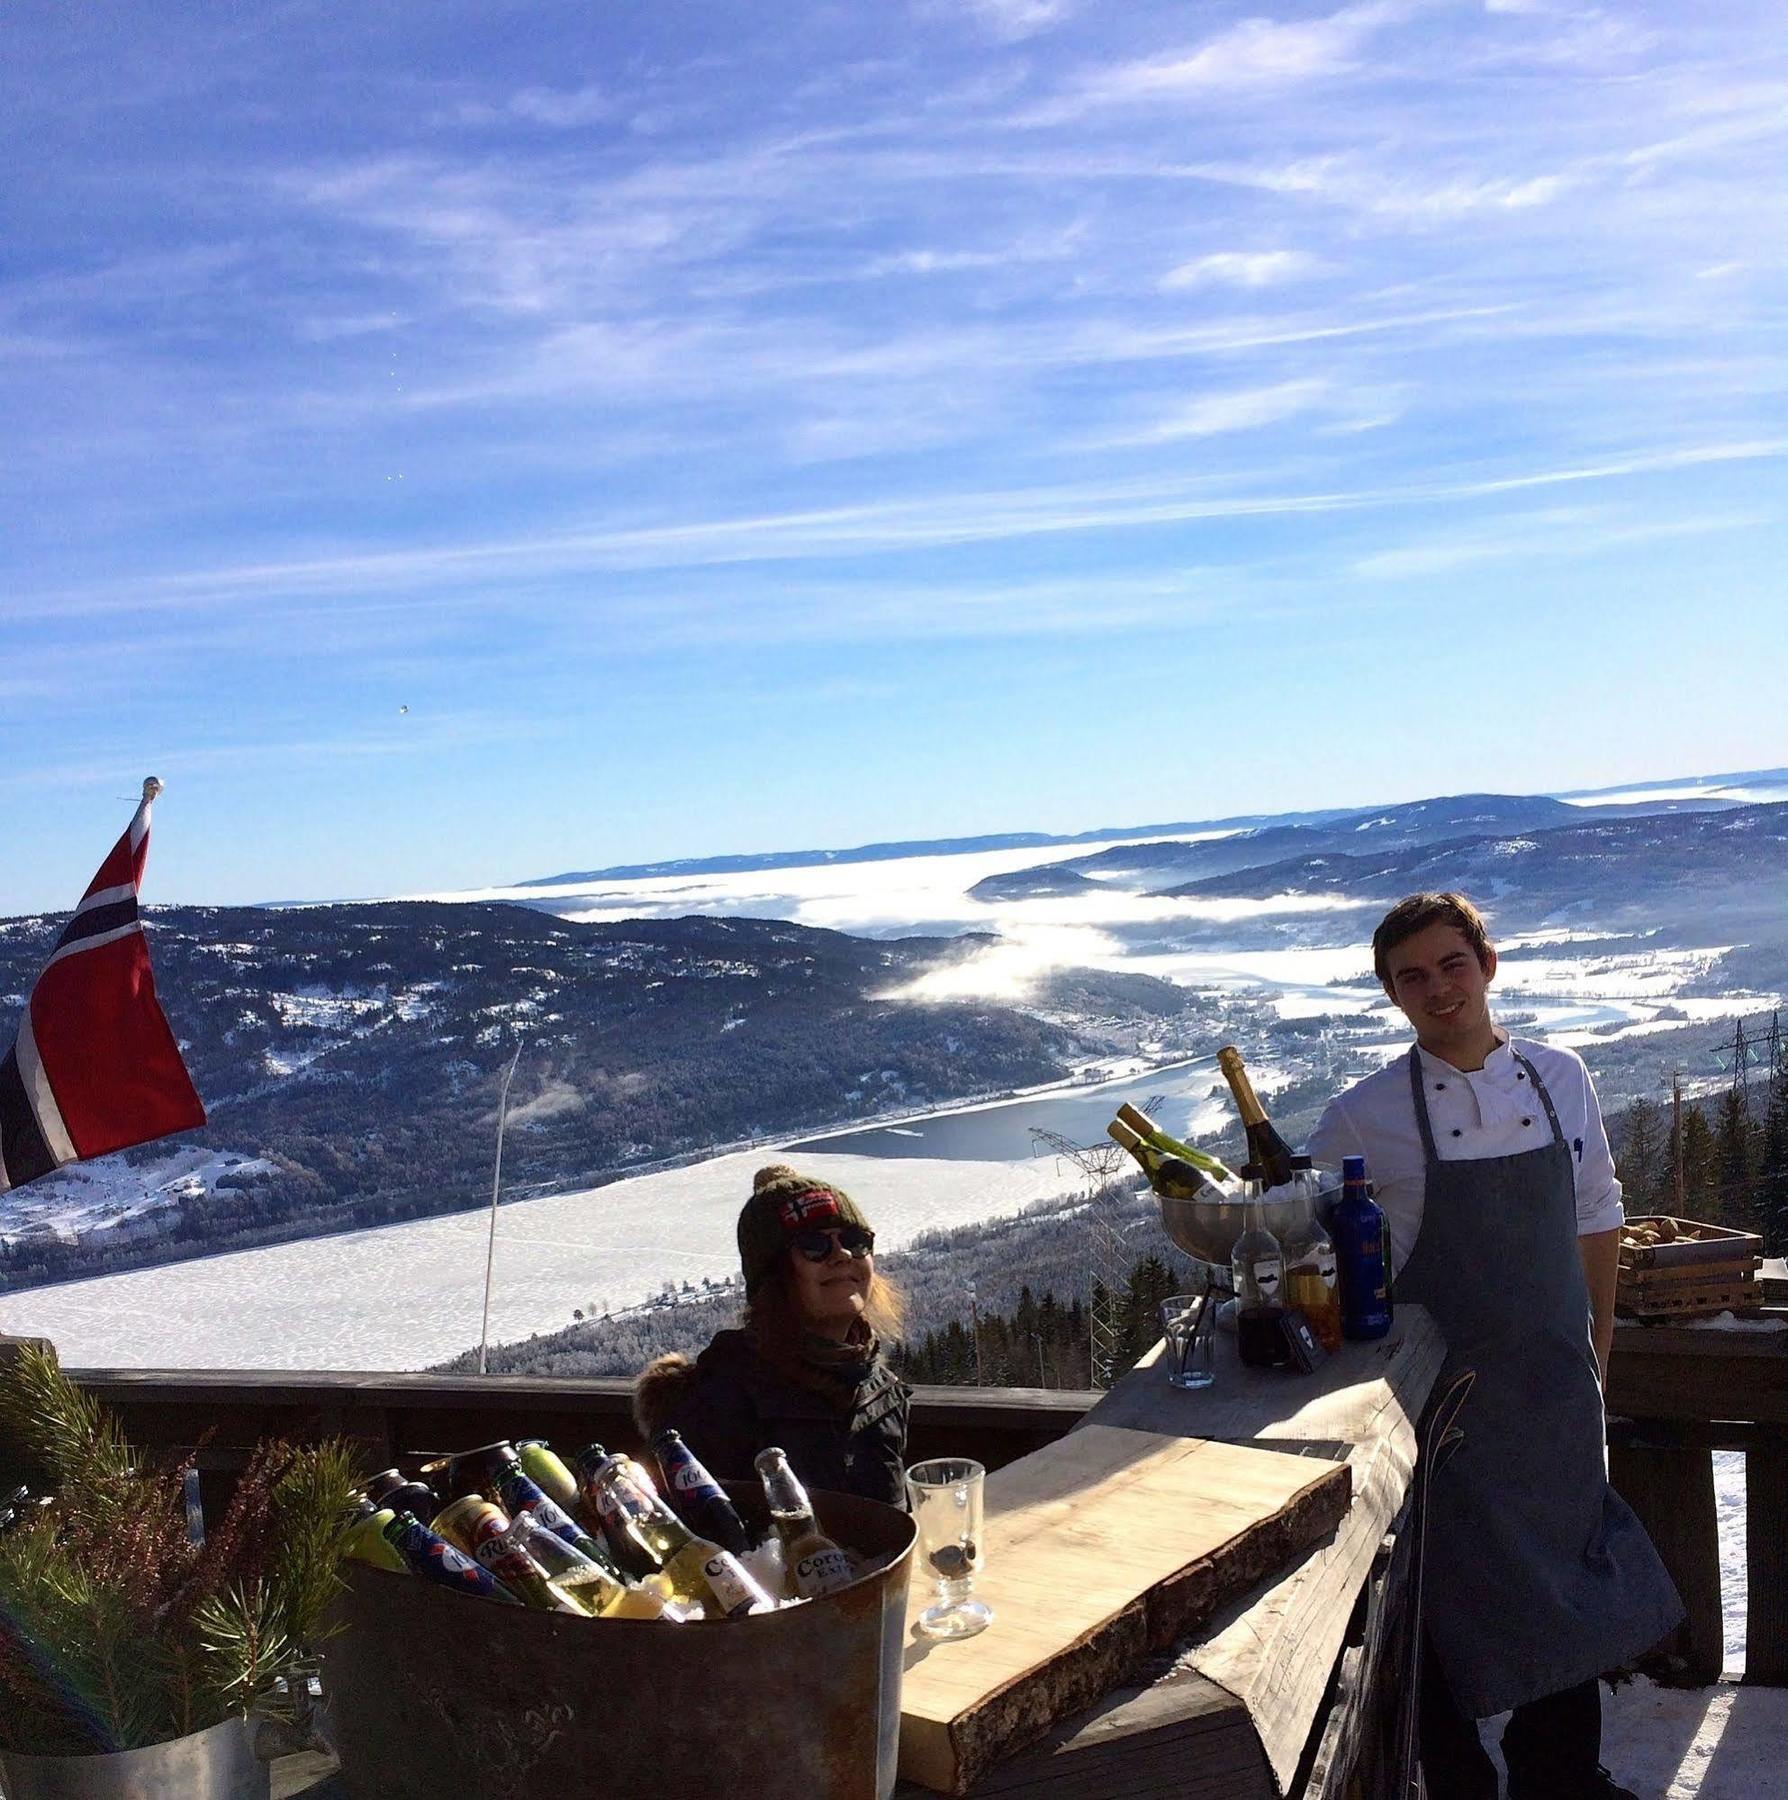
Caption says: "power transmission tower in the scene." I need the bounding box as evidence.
[1670,1072,1686,1213]
[1031,1127,1135,1390]
[1734,1019,1750,1119]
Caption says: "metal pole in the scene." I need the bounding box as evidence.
[477,1044,524,1376]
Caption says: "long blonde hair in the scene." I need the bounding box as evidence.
[743,1259,906,1380]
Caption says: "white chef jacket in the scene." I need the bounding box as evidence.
[1307,1030,1623,1277]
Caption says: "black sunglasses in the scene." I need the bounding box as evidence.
[790,1225,875,1262]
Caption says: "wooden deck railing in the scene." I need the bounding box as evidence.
[8,1313,1782,1687]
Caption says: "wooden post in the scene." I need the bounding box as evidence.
[1608,1441,1724,1683]
[1746,1446,1788,1684]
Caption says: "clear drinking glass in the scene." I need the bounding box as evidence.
[1161,1283,1217,1390]
[906,1457,993,1640]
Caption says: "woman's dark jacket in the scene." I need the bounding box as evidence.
[634,1328,910,1509]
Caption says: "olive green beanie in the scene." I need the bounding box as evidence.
[737,1163,873,1296]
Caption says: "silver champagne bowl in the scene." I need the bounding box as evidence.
[1156,1182,1323,1268]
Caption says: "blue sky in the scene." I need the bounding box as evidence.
[5,0,1786,913]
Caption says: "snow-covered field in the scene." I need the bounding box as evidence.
[0,1149,1085,1369]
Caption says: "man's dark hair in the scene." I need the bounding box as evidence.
[1372,891,1494,989]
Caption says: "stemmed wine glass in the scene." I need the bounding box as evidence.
[906,1457,992,1640]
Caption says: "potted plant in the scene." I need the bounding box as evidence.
[0,1344,358,1798]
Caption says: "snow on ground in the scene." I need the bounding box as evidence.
[0,1147,277,1243]
[1485,1679,1788,1798]
[0,1151,1086,1370]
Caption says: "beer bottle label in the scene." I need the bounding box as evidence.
[794,1546,854,1597]
[702,1552,760,1616]
[1316,1247,1338,1288]
[1252,1257,1283,1298]
[671,1463,726,1502]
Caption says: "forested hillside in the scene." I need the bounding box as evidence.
[0,905,1188,1291]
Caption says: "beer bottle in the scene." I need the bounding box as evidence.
[754,1448,854,1599]
[653,1429,751,1555]
[515,1439,581,1513]
[571,1444,662,1580]
[340,1498,408,1573]
[431,1497,584,1613]
[584,1460,774,1619]
[1331,1154,1393,1341]
[363,1468,442,1521]
[492,1458,623,1578]
[503,1508,693,1622]
[1217,1047,1298,1189]
[381,1512,521,1603]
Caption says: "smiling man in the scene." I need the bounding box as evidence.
[1310,892,1682,1800]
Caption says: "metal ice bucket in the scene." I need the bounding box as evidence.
[326,1481,916,1800]
[0,1717,267,1800]
[1156,1176,1336,1269]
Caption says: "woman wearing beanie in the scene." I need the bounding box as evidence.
[633,1164,911,1508]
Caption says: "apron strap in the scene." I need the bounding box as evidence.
[1406,1047,1440,1162]
[1511,1050,1568,1151]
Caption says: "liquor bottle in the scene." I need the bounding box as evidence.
[431,1497,585,1613]
[492,1458,623,1578]
[1114,1104,1239,1184]
[1279,1168,1342,1353]
[1230,1184,1290,1369]
[1216,1047,1298,1189]
[653,1429,752,1555]
[1106,1120,1207,1199]
[380,1511,521,1603]
[754,1448,855,1599]
[584,1460,774,1619]
[1331,1154,1393,1340]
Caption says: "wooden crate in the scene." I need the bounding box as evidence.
[1618,1216,1764,1272]
[1617,1259,1760,1322]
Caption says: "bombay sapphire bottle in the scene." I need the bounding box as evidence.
[1330,1154,1392,1340]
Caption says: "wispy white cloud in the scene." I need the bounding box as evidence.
[930,0,1079,43]
[1160,250,1324,291]
[1091,378,1332,445]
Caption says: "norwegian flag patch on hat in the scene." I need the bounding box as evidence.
[779,1187,844,1229]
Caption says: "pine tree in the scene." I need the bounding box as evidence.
[1713,1087,1757,1236]
[1618,1097,1666,1214]
[1759,1065,1788,1257]
[1678,1107,1717,1222]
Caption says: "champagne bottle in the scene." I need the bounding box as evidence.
[1114,1103,1238,1184]
[1216,1047,1297,1188]
[1106,1120,1206,1198]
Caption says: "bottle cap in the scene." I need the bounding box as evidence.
[1342,1154,1367,1182]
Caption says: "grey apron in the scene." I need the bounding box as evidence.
[1393,1047,1683,1717]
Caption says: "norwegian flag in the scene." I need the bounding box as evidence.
[0,779,206,1193]
[778,1187,843,1229]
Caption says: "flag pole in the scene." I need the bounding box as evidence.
[477,1044,524,1376]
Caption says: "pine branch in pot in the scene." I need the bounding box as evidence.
[0,1345,360,1798]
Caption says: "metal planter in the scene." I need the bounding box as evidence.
[327,1483,915,1800]
[0,1717,267,1800]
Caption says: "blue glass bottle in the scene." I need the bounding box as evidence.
[1330,1154,1392,1341]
